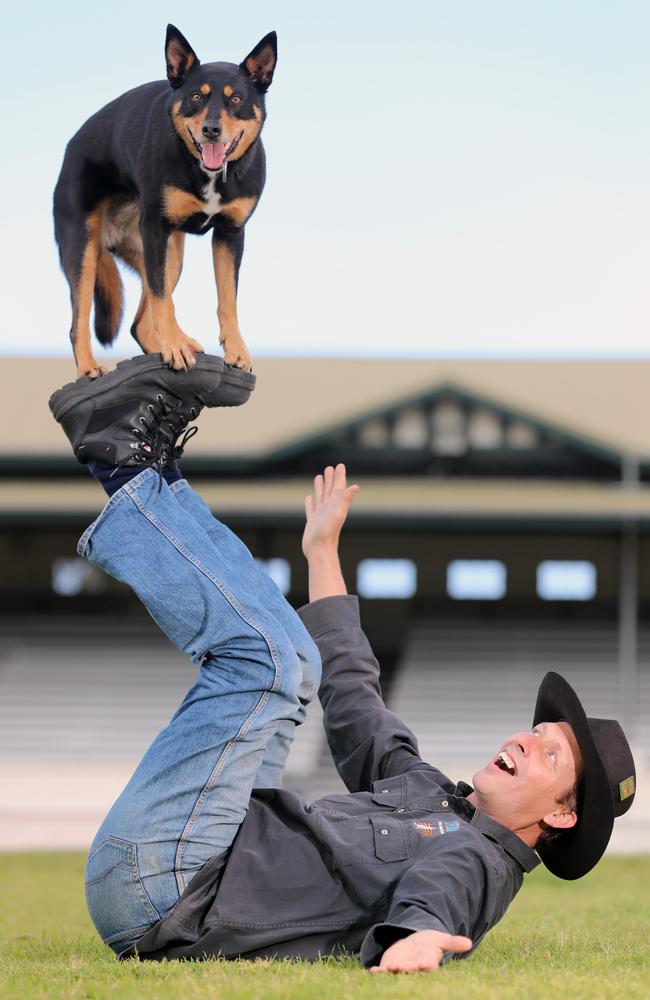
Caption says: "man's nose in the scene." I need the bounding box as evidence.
[513,734,531,756]
[201,120,222,140]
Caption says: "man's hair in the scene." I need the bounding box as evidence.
[536,778,582,848]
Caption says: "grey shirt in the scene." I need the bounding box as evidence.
[125,595,539,964]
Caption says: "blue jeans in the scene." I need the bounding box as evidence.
[78,469,322,955]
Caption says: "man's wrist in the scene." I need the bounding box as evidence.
[305,540,340,563]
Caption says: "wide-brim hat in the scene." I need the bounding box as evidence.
[533,671,636,880]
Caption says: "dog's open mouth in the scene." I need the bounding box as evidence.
[189,131,244,170]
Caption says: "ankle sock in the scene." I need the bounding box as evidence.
[88,461,182,497]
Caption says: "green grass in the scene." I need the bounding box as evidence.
[0,853,648,999]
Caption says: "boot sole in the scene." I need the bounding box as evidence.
[48,354,251,422]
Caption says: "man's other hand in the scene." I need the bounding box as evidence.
[369,929,473,974]
[302,464,359,561]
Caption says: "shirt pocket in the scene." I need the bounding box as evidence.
[324,814,412,868]
[370,816,411,863]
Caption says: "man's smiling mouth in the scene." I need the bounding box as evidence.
[494,750,517,775]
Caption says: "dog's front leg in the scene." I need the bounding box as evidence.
[140,210,203,370]
[212,224,252,371]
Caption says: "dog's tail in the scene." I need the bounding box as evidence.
[93,250,124,345]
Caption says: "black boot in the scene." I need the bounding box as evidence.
[48,353,255,468]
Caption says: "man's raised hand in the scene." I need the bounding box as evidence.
[302,464,359,602]
[369,929,473,974]
[302,464,359,561]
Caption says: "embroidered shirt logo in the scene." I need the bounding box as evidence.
[414,819,460,837]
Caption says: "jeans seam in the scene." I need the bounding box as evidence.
[77,490,129,557]
[124,485,284,692]
[121,482,288,893]
[173,688,273,892]
[169,479,189,494]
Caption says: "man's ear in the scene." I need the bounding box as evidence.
[165,24,200,89]
[240,32,277,91]
[541,807,578,832]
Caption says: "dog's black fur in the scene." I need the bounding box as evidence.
[53,25,276,376]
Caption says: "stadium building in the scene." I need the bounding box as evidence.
[1,357,648,850]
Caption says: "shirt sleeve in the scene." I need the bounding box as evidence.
[358,840,490,967]
[298,595,442,792]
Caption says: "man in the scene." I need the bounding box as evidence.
[50,356,636,973]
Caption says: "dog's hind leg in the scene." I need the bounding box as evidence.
[56,204,107,377]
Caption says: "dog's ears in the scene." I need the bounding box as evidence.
[165,25,200,89]
[240,32,277,92]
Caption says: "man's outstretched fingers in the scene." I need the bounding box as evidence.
[369,931,473,974]
[313,473,324,506]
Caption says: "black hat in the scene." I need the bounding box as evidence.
[533,671,636,880]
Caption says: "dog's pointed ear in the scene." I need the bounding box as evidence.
[165,24,200,89]
[240,32,277,91]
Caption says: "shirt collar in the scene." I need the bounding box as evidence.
[453,780,540,874]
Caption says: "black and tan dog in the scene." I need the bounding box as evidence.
[54,25,276,377]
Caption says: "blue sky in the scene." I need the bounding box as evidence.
[4,1,650,360]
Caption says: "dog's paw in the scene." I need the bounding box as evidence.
[78,363,109,379]
[161,335,204,371]
[222,338,253,371]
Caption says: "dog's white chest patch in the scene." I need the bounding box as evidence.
[200,179,222,223]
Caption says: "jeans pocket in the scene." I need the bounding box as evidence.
[85,837,159,952]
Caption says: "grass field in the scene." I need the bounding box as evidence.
[0,852,648,1000]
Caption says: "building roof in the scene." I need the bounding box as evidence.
[4,355,650,460]
[3,356,650,525]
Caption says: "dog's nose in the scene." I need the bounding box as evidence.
[201,121,222,140]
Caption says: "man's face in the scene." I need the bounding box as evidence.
[471,721,583,840]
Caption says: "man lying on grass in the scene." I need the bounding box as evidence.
[50,356,637,973]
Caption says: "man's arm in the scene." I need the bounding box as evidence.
[301,463,357,602]
[299,465,444,791]
[359,841,491,971]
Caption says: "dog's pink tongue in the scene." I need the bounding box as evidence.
[201,143,226,169]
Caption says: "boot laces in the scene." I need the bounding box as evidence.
[114,394,200,491]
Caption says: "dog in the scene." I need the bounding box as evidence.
[53,25,276,377]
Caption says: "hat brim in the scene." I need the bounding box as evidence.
[533,671,614,880]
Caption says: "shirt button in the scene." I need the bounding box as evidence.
[381,789,390,794]
[441,800,448,808]
[380,829,389,836]
[397,808,405,814]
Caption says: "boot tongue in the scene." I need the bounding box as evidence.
[201,142,226,170]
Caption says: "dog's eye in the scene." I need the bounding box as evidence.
[230,94,242,105]
[191,92,203,103]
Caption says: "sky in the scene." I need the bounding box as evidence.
[4,0,650,361]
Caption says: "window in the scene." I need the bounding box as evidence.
[357,559,417,599]
[537,561,596,601]
[467,409,503,449]
[447,560,506,600]
[255,558,291,595]
[393,408,429,448]
[431,400,466,455]
[51,558,103,597]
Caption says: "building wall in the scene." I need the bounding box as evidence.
[1,519,643,618]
